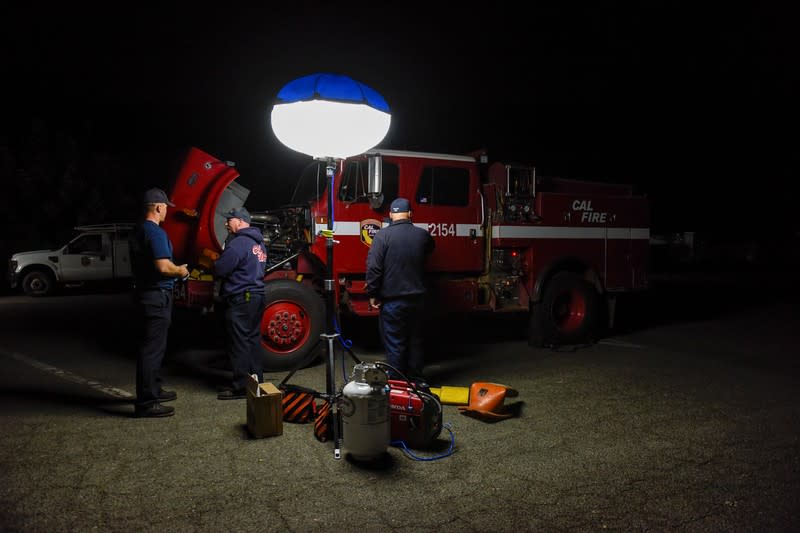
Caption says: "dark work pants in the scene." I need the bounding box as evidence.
[379,296,425,380]
[225,292,264,390]
[136,289,173,409]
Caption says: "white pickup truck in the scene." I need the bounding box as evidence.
[7,223,135,296]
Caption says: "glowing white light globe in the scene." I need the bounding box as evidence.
[270,73,391,159]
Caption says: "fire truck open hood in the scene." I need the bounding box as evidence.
[162,147,250,265]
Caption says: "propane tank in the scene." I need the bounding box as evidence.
[341,362,390,461]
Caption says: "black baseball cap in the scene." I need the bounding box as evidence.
[143,188,175,207]
[390,198,411,213]
[224,207,251,223]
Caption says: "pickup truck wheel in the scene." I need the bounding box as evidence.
[260,280,324,371]
[529,272,601,347]
[22,270,56,297]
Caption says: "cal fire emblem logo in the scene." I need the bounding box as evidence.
[360,219,381,247]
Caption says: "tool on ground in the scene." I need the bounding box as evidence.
[428,385,470,405]
[457,382,522,422]
[387,378,443,449]
[372,362,444,450]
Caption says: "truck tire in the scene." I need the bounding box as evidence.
[528,272,601,347]
[260,279,324,371]
[22,270,56,297]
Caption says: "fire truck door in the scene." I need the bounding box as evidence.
[410,165,484,273]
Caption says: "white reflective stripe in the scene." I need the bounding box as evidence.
[332,221,480,235]
[332,221,362,235]
[416,223,480,236]
[492,225,651,240]
[364,148,475,162]
[331,220,649,240]
[607,228,650,240]
[456,224,482,236]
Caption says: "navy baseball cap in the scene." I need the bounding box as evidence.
[224,207,251,223]
[143,188,175,206]
[390,198,411,213]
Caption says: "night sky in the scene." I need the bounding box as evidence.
[3,3,797,240]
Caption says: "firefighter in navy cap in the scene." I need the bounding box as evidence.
[366,197,435,384]
[129,187,190,418]
[214,206,268,399]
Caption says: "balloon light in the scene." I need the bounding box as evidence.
[271,73,391,160]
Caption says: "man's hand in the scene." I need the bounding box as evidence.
[368,297,380,310]
[156,259,190,279]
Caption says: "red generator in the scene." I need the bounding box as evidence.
[388,380,443,449]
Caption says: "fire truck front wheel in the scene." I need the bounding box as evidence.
[529,272,601,347]
[260,280,324,371]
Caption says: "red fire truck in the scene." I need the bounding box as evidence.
[164,146,649,370]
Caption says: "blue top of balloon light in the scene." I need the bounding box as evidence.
[276,73,390,113]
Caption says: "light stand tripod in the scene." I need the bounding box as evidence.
[276,158,364,460]
[269,73,391,460]
[320,157,343,459]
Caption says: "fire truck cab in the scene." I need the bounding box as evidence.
[165,147,649,370]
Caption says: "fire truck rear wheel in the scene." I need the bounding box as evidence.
[528,272,601,347]
[260,280,324,371]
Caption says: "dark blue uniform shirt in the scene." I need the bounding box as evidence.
[130,220,176,291]
[366,219,435,300]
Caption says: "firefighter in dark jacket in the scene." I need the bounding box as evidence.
[214,207,268,399]
[366,197,435,383]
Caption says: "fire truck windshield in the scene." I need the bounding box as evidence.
[289,160,328,204]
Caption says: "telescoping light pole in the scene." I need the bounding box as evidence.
[270,73,391,459]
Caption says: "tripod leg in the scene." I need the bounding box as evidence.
[325,333,342,460]
[278,337,323,388]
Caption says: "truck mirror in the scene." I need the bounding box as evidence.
[368,155,383,196]
[368,193,384,210]
[367,155,383,209]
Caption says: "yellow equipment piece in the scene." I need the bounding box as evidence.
[428,386,470,405]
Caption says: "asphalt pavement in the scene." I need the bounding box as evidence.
[0,270,798,531]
